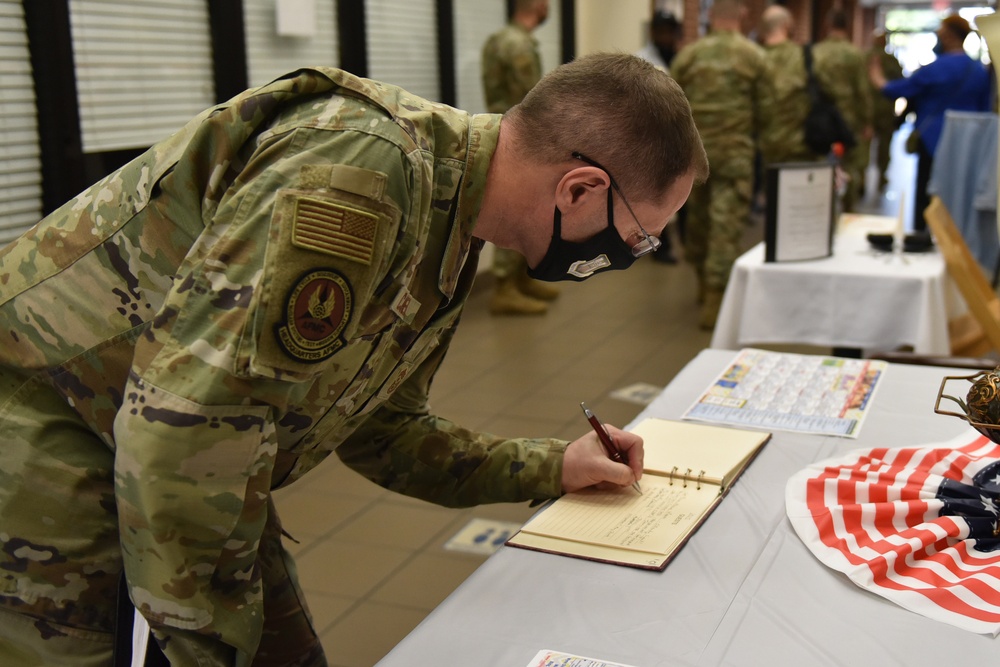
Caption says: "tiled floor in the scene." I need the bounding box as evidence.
[271,136,914,666]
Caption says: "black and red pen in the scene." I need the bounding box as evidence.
[580,402,642,494]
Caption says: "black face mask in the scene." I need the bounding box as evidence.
[527,188,637,282]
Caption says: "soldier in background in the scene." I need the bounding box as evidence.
[671,0,773,330]
[0,54,706,665]
[757,5,821,166]
[481,0,559,315]
[635,9,685,264]
[870,13,991,231]
[866,30,904,193]
[812,8,873,212]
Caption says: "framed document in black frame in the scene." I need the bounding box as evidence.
[764,162,836,262]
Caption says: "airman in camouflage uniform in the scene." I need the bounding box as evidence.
[671,0,774,329]
[867,31,904,192]
[758,5,823,166]
[0,54,704,665]
[481,0,558,315]
[812,9,873,212]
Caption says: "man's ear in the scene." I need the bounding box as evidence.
[554,166,610,211]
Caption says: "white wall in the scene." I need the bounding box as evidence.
[455,2,506,114]
[576,0,651,57]
[534,0,563,74]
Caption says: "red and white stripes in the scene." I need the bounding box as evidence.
[787,431,1000,635]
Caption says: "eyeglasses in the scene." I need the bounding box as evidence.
[571,151,663,258]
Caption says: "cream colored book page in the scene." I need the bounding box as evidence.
[632,419,767,487]
[506,530,674,569]
[518,475,718,555]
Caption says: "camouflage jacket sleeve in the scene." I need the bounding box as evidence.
[814,41,873,133]
[753,48,778,157]
[503,42,542,109]
[112,122,415,662]
[854,51,874,129]
[335,325,568,507]
[667,33,765,176]
[481,26,542,113]
[668,45,693,92]
[758,43,817,165]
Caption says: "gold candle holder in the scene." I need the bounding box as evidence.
[935,369,1000,443]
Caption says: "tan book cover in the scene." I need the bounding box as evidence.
[506,419,771,570]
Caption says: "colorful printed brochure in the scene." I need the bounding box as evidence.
[683,348,886,438]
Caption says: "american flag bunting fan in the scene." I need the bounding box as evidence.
[786,430,1000,635]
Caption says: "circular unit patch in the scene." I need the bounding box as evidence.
[275,270,352,363]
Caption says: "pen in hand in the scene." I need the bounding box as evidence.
[580,402,642,494]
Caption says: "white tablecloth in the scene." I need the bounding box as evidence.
[378,349,995,666]
[711,215,964,355]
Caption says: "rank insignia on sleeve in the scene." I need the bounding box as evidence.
[275,270,352,363]
[390,286,421,322]
[292,196,378,265]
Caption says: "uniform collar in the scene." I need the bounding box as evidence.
[510,21,540,47]
[438,113,501,297]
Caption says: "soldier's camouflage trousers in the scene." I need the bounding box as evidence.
[683,175,753,290]
[0,497,327,666]
[842,140,869,213]
[491,246,528,280]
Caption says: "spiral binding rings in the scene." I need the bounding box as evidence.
[667,467,709,488]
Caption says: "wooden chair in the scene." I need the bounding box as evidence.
[925,196,1000,359]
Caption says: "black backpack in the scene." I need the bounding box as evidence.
[802,44,857,155]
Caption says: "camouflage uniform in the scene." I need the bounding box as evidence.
[0,67,567,665]
[812,35,873,211]
[867,46,904,190]
[481,23,550,310]
[481,23,541,115]
[760,41,822,165]
[671,30,772,323]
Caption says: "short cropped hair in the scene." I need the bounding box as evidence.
[827,8,849,31]
[505,53,709,202]
[759,5,793,39]
[514,0,545,13]
[940,14,972,40]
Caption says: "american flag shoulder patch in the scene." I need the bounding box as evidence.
[292,196,378,265]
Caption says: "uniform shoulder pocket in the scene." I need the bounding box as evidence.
[235,182,402,382]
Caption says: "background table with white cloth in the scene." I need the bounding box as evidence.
[377,349,997,666]
[711,214,965,356]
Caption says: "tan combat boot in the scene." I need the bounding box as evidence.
[490,278,548,315]
[516,274,561,302]
[699,288,724,331]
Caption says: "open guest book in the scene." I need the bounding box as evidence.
[506,419,771,570]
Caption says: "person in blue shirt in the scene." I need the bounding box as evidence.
[870,14,991,230]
